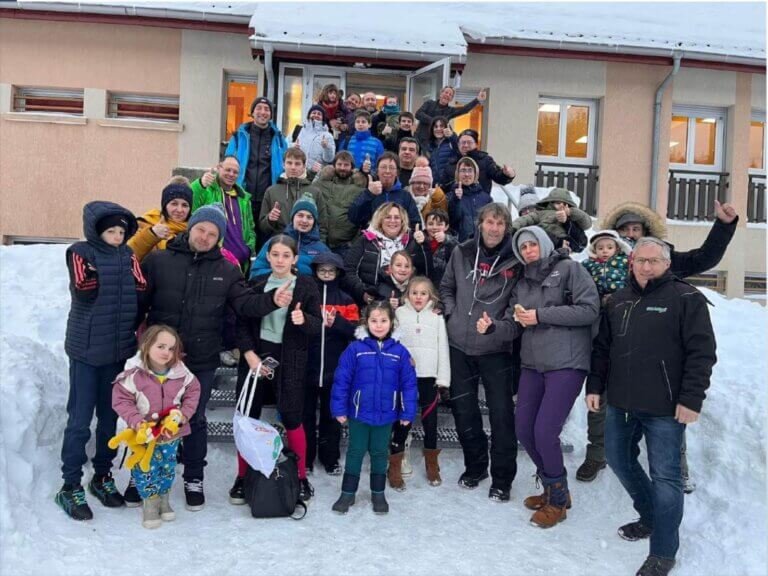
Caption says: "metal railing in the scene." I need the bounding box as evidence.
[535,162,599,216]
[667,170,728,221]
[748,174,766,223]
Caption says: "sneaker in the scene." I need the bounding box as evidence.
[682,472,696,495]
[123,477,142,508]
[324,462,343,476]
[299,478,314,502]
[488,486,511,503]
[576,458,606,482]
[636,555,676,576]
[55,484,93,521]
[88,473,125,508]
[142,495,162,529]
[228,477,246,505]
[458,470,489,489]
[618,520,653,541]
[219,350,238,367]
[184,479,205,511]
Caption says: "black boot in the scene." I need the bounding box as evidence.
[331,473,359,514]
[370,473,389,515]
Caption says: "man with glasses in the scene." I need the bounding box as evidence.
[586,236,716,576]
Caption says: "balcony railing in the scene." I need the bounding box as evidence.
[748,174,766,223]
[667,170,729,221]
[534,162,599,216]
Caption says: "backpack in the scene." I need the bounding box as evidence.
[243,449,307,520]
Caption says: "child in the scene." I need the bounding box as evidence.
[424,209,458,287]
[230,235,322,504]
[582,230,632,303]
[372,95,401,140]
[512,188,592,252]
[390,277,450,489]
[304,252,360,475]
[56,201,146,522]
[330,302,418,514]
[339,110,385,171]
[376,249,415,307]
[112,325,201,529]
[516,184,540,217]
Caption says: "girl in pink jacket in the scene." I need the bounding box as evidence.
[112,324,200,529]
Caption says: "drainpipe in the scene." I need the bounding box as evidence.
[650,53,681,210]
[263,43,275,103]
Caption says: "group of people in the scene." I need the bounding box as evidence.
[56,88,739,576]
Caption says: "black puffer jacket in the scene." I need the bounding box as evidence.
[587,272,717,416]
[442,149,514,194]
[140,233,278,373]
[414,98,480,150]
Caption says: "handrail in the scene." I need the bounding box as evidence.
[669,169,730,176]
[536,161,600,170]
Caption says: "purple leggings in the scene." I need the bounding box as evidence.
[516,368,585,478]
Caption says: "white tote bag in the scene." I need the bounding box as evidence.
[232,368,283,477]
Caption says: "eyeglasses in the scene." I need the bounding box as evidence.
[634,257,669,267]
[411,182,430,189]
[458,168,475,174]
[317,267,338,275]
[378,165,398,172]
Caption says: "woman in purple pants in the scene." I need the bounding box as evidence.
[477,225,599,528]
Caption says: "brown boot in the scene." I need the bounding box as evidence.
[387,452,406,491]
[524,474,572,510]
[530,476,569,528]
[423,449,442,486]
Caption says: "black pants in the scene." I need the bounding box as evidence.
[391,377,439,452]
[182,368,216,480]
[302,382,341,468]
[449,347,517,488]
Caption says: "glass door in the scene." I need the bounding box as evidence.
[406,57,451,113]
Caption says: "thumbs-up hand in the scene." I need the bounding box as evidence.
[413,223,425,244]
[502,164,516,178]
[368,175,383,196]
[382,125,393,136]
[291,302,305,325]
[152,215,170,239]
[555,209,568,223]
[476,311,493,334]
[268,202,281,222]
[323,307,337,328]
[389,290,400,310]
[714,199,737,224]
[293,139,302,148]
[433,229,446,243]
[320,136,329,149]
[455,183,463,200]
[312,161,322,173]
[273,280,293,308]
[362,155,372,174]
[201,166,217,188]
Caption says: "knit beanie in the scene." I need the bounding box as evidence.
[410,166,433,186]
[307,104,327,122]
[188,203,227,241]
[250,96,274,116]
[518,185,539,214]
[291,195,319,222]
[459,129,479,144]
[96,213,130,236]
[161,183,193,219]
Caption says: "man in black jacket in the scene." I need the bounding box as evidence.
[140,204,293,510]
[586,236,716,576]
[414,86,486,154]
[441,129,516,194]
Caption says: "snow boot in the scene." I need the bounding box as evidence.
[332,473,359,514]
[142,495,162,529]
[55,483,93,521]
[229,476,246,505]
[123,477,142,507]
[458,469,489,489]
[370,473,389,514]
[88,473,125,508]
[423,449,442,486]
[635,555,676,576]
[387,452,406,491]
[299,478,315,502]
[576,457,606,482]
[159,492,175,521]
[618,520,653,541]
[401,432,413,477]
[682,471,696,495]
[324,462,343,476]
[530,473,569,528]
[524,473,572,510]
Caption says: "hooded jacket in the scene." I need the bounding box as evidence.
[442,149,514,194]
[511,188,592,251]
[414,98,480,150]
[190,177,256,256]
[395,300,451,387]
[340,129,385,169]
[582,230,633,297]
[112,352,201,439]
[259,175,323,236]
[331,328,418,426]
[225,120,287,192]
[128,208,189,262]
[315,165,367,248]
[601,201,737,279]
[295,119,336,170]
[447,181,493,242]
[347,178,422,230]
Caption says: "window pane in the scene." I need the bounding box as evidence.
[536,104,560,157]
[694,117,716,165]
[669,115,688,164]
[282,68,304,139]
[226,80,258,138]
[749,121,765,170]
[565,104,589,158]
[452,102,483,148]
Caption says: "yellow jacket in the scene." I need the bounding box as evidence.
[127,209,188,262]
[420,185,449,222]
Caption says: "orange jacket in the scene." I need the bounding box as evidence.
[127,209,188,262]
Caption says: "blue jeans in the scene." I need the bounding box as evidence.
[605,405,685,560]
[60,359,124,484]
[181,369,215,480]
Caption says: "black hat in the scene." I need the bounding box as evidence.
[96,213,130,236]
[307,104,327,122]
[250,96,274,116]
[459,129,480,144]
[161,183,193,219]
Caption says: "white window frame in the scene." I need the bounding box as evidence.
[451,86,488,150]
[107,92,179,123]
[13,86,84,116]
[749,109,766,176]
[536,97,598,166]
[669,105,726,173]
[222,72,259,141]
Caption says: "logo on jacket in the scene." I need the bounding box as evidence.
[212,277,224,281]
[646,306,667,313]
[550,271,561,278]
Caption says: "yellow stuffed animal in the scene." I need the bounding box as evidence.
[109,408,185,472]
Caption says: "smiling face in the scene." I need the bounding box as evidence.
[381,206,404,238]
[377,158,398,189]
[390,254,413,284]
[407,281,431,312]
[362,92,377,110]
[618,222,645,241]
[438,87,454,106]
[458,163,476,186]
[399,116,413,131]
[218,157,240,190]
[266,241,298,278]
[346,94,361,110]
[292,210,315,233]
[480,214,506,249]
[632,242,670,288]
[166,198,190,223]
[459,135,477,155]
[367,308,392,339]
[100,226,125,247]
[148,331,177,372]
[432,120,446,139]
[426,215,447,238]
[252,102,272,128]
[519,240,541,264]
[309,109,324,123]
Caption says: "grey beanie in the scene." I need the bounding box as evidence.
[188,203,227,241]
[518,186,540,214]
[615,212,645,230]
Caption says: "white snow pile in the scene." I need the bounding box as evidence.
[0,243,766,576]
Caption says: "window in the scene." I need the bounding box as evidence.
[13,86,84,115]
[281,67,305,139]
[107,92,179,122]
[225,74,258,139]
[669,106,726,171]
[451,88,485,148]
[536,98,597,163]
[749,111,765,172]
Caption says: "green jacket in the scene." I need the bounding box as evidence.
[190,177,256,254]
[259,175,322,235]
[315,166,368,248]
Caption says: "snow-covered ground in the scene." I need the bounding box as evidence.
[0,244,766,576]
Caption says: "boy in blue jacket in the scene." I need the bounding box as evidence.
[340,110,384,171]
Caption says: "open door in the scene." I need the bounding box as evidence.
[406,57,451,113]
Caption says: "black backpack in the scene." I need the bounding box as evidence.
[243,449,307,520]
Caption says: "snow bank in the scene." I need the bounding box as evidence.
[0,243,765,576]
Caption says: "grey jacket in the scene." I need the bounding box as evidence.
[439,233,522,356]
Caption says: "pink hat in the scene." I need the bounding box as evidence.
[410,166,433,186]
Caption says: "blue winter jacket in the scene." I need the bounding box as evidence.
[331,332,418,426]
[428,135,460,187]
[447,181,493,242]
[347,179,422,230]
[250,215,330,278]
[225,121,288,188]
[340,130,385,170]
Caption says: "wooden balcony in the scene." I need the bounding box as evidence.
[534,162,599,216]
[667,170,729,221]
[747,174,766,223]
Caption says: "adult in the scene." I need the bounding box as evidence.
[317,83,348,136]
[407,165,448,223]
[192,156,256,271]
[128,179,193,262]
[361,91,379,115]
[586,237,716,576]
[225,96,288,247]
[414,86,486,152]
[384,111,416,153]
[339,92,361,143]
[576,199,737,483]
[140,204,293,510]
[348,152,422,230]
[426,117,460,189]
[316,151,368,256]
[344,202,431,307]
[397,136,419,186]
[439,203,521,500]
[291,104,336,178]
[447,157,492,242]
[442,129,516,194]
[479,225,599,519]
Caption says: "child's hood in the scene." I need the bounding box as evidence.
[354,325,403,345]
[588,229,633,258]
[82,201,138,247]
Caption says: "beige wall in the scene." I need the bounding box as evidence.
[751,74,766,109]
[178,29,262,168]
[0,18,182,240]
[673,68,737,107]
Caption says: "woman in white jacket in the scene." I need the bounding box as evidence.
[292,105,336,178]
[390,276,450,489]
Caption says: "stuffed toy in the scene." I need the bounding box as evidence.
[108,407,184,472]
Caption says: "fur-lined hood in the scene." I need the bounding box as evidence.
[588,229,633,258]
[354,325,402,342]
[600,202,667,239]
[319,165,368,187]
